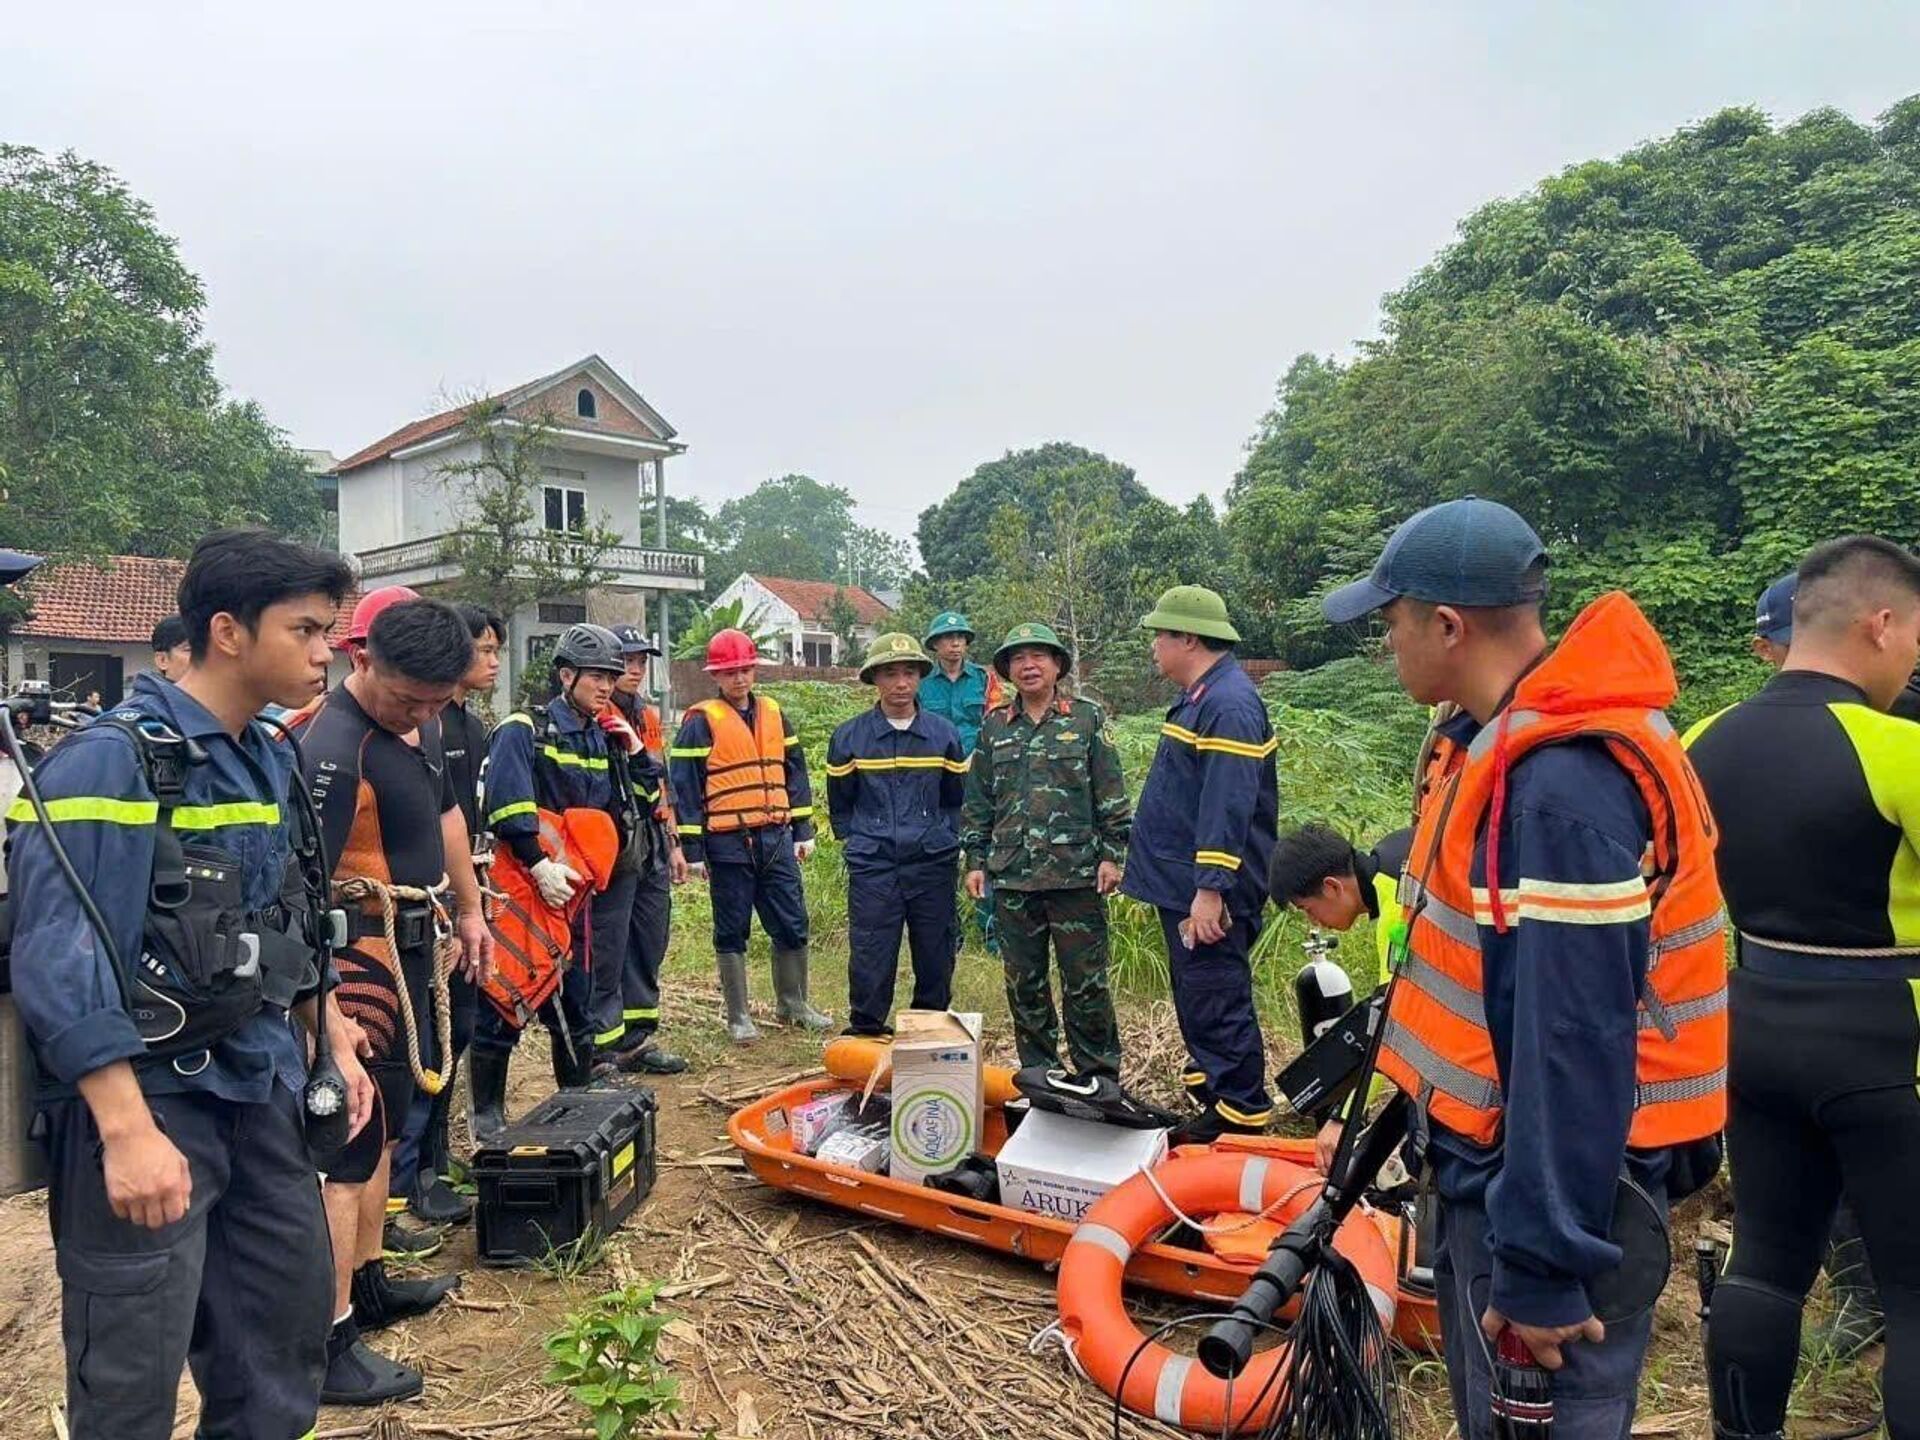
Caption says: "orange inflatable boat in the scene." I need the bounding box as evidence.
[727,1076,1440,1353]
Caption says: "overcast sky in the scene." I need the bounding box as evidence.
[7,3,1917,545]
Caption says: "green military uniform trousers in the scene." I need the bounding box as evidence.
[992,885,1121,1079]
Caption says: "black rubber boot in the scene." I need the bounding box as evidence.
[468,1047,510,1144]
[352,1258,460,1332]
[322,1312,424,1405]
[617,1038,688,1075]
[552,1036,595,1090]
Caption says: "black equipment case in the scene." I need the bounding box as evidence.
[473,1088,656,1265]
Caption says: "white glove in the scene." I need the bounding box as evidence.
[794,841,815,863]
[530,857,583,909]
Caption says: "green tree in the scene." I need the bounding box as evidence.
[0,145,325,596]
[672,596,781,661]
[708,474,908,594]
[820,587,864,662]
[915,442,1152,583]
[433,402,622,623]
[1223,95,1920,717]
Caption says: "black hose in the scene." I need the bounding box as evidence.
[0,705,133,1008]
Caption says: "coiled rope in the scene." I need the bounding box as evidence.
[332,873,456,1096]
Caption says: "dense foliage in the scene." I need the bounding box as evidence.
[1225,97,1920,723]
[0,146,325,614]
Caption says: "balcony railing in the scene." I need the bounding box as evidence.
[355,531,704,585]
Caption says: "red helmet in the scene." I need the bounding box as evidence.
[342,585,419,649]
[703,628,761,673]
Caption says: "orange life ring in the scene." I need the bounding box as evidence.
[1057,1151,1397,1435]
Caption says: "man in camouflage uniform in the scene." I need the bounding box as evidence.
[962,622,1130,1077]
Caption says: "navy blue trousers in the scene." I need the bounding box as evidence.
[709,829,808,954]
[846,857,957,1034]
[44,1085,332,1440]
[1436,1194,1660,1439]
[1158,906,1272,1126]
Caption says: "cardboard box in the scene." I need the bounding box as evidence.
[816,1121,890,1174]
[788,1091,856,1157]
[995,1108,1169,1224]
[888,1010,983,1185]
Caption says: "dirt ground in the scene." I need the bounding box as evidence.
[0,951,1886,1439]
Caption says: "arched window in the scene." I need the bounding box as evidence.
[576,388,597,419]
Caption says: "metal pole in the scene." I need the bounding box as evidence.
[654,457,672,720]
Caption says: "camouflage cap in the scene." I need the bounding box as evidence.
[923,610,975,644]
[859,631,934,683]
[992,621,1072,679]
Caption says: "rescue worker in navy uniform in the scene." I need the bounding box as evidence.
[297,598,491,1404]
[469,624,643,1134]
[150,615,191,683]
[670,628,827,1043]
[1685,537,1920,1440]
[602,624,688,1074]
[827,633,968,1035]
[392,602,503,1227]
[1123,585,1280,1145]
[1324,498,1728,1440]
[5,528,375,1440]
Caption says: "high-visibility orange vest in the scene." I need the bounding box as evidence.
[1379,591,1728,1150]
[698,696,790,833]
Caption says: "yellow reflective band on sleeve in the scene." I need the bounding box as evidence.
[944,756,971,773]
[1470,877,1652,926]
[501,712,534,729]
[595,1024,626,1047]
[489,800,538,825]
[5,796,161,825]
[670,745,712,759]
[1194,734,1278,759]
[825,760,856,778]
[1195,850,1243,871]
[676,823,703,837]
[788,806,814,819]
[170,802,282,830]
[785,735,802,747]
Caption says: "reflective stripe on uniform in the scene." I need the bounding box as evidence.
[1401,951,1488,1028]
[623,1007,659,1022]
[5,796,279,829]
[1214,1098,1272,1127]
[542,746,608,771]
[1471,876,1651,927]
[1636,1068,1726,1108]
[596,1024,625,1046]
[1194,850,1241,870]
[489,800,538,825]
[1638,989,1726,1031]
[1159,723,1277,759]
[669,745,712,759]
[1383,1017,1501,1110]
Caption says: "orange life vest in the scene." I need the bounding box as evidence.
[1379,591,1728,1150]
[698,695,790,833]
[481,806,620,1029]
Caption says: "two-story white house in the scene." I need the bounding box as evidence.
[332,355,704,703]
[707,573,892,667]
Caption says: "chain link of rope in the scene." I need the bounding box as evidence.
[333,873,456,1096]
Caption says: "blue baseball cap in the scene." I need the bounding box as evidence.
[612,624,660,656]
[1754,572,1797,644]
[1321,496,1548,624]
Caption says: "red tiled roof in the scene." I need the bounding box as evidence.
[750,575,892,626]
[17,555,359,647]
[333,400,476,473]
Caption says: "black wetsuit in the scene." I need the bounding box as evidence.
[300,684,456,1181]
[1685,670,1920,1438]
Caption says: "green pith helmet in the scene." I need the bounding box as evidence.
[1138,584,1241,643]
[859,632,934,683]
[993,621,1072,680]
[924,610,975,645]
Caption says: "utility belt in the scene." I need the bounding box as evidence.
[1737,932,1920,982]
[344,899,436,952]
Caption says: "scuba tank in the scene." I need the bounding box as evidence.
[1294,930,1354,1046]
